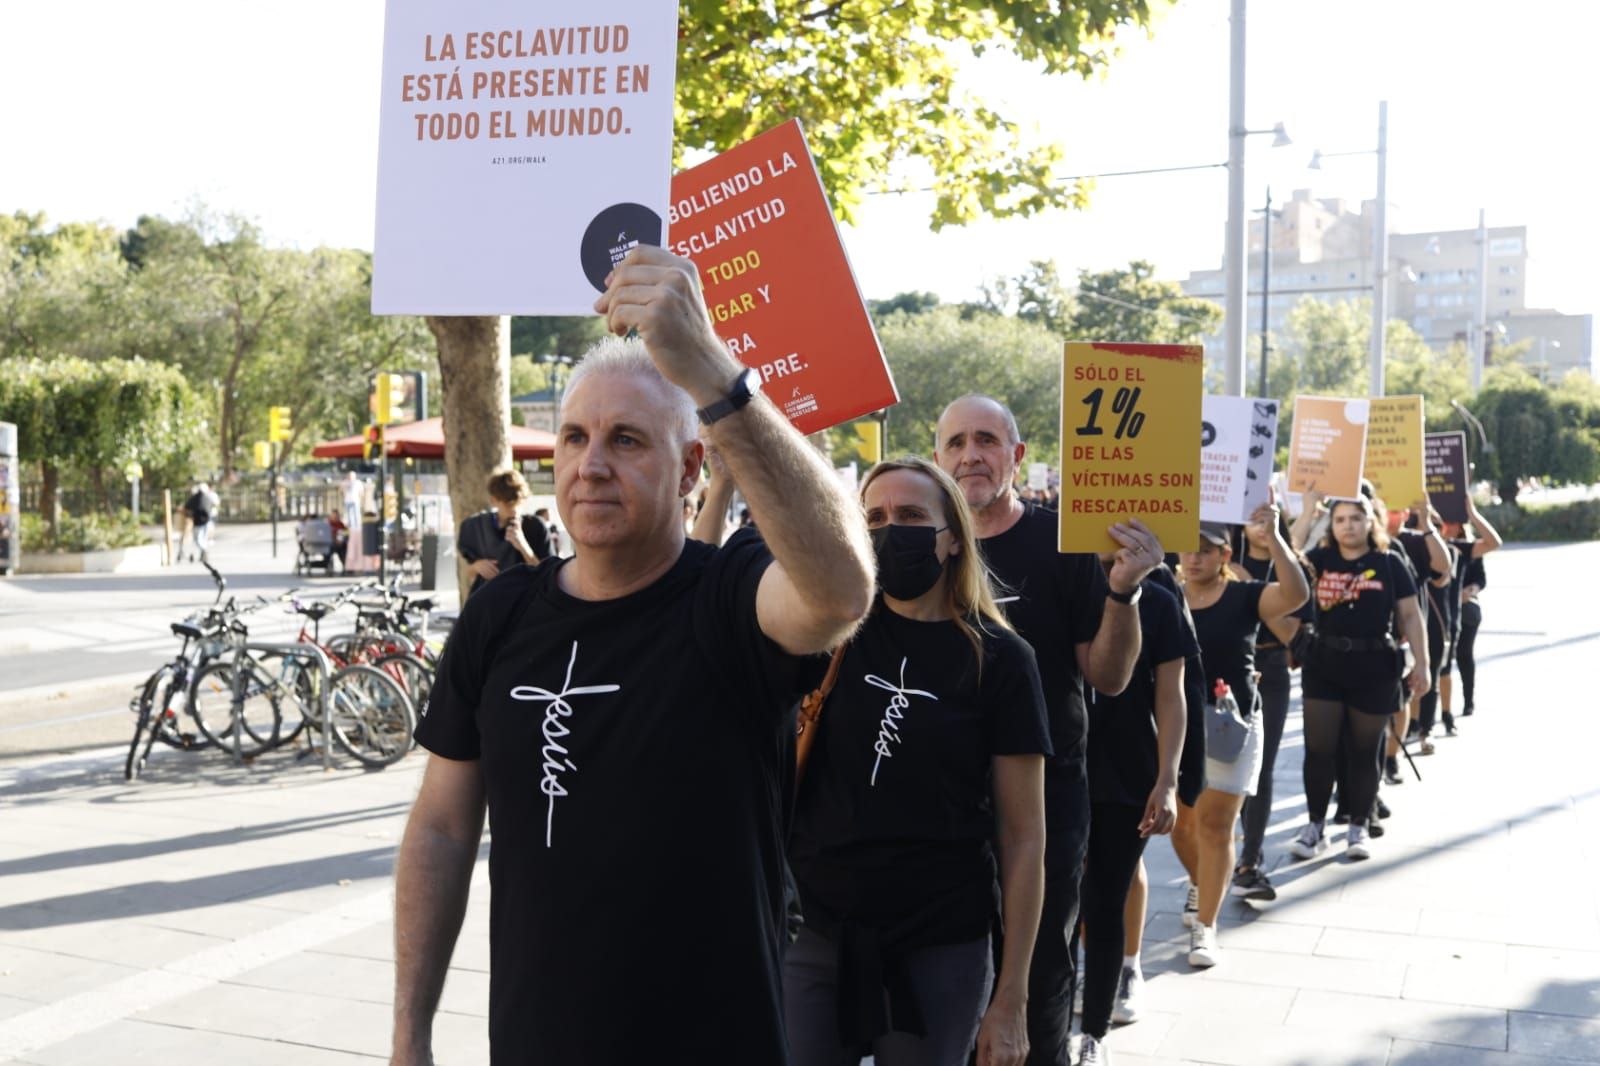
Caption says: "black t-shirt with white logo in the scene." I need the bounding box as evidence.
[789,607,1051,951]
[1305,546,1417,639]
[417,530,802,1065]
[978,503,1108,758]
[1086,578,1196,807]
[1189,580,1266,717]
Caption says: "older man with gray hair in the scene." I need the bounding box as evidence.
[392,246,875,1066]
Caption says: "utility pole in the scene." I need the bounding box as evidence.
[1222,0,1249,396]
[1259,187,1272,398]
[1369,100,1389,398]
[1473,208,1489,389]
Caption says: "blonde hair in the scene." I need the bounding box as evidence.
[860,455,1012,667]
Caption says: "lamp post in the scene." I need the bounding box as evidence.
[1308,100,1389,398]
[1256,187,1275,398]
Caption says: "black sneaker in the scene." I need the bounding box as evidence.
[1231,866,1278,901]
[1384,756,1403,786]
[1368,818,1386,838]
[1443,712,1457,736]
[1462,704,1475,717]
[1332,812,1351,825]
[1375,797,1392,819]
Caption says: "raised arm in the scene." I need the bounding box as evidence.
[594,247,874,655]
[978,753,1046,1066]
[1254,499,1310,620]
[1078,520,1162,696]
[1410,499,1454,587]
[392,755,487,1066]
[1289,489,1325,551]
[1464,496,1503,557]
[689,447,736,546]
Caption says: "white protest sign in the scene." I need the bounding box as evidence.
[373,2,680,315]
[1200,395,1280,524]
[1027,463,1049,492]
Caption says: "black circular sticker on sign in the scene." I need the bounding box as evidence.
[580,203,663,292]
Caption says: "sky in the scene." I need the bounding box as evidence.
[3,0,1594,317]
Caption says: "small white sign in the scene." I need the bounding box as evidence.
[1200,396,1280,524]
[1027,463,1049,492]
[373,2,681,315]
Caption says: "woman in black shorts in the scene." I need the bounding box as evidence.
[786,456,1049,1066]
[1439,496,1501,722]
[1290,496,1429,863]
[1172,498,1308,968]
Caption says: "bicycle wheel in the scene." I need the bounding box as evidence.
[154,673,210,751]
[190,659,284,757]
[248,650,318,746]
[125,667,173,781]
[327,664,413,769]
[372,652,432,729]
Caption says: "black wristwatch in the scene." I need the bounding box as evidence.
[1108,584,1142,606]
[697,367,762,426]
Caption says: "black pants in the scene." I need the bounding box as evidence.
[1022,753,1090,1066]
[1069,803,1147,1040]
[1414,615,1448,736]
[1302,699,1389,827]
[1239,647,1291,869]
[1457,601,1482,708]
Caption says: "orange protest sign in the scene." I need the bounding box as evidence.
[1363,395,1426,508]
[1287,396,1369,498]
[1058,343,1203,554]
[669,120,897,434]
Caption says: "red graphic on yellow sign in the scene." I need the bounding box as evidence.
[1058,343,1203,554]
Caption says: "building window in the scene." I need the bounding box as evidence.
[1416,294,1430,308]
[1499,264,1518,276]
[1499,287,1517,297]
[1348,272,1358,281]
[1489,237,1524,256]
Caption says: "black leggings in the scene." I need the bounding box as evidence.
[1069,803,1148,1040]
[1457,602,1482,708]
[1302,699,1389,826]
[1414,611,1448,736]
[1240,647,1291,869]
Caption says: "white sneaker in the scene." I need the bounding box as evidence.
[1079,1032,1110,1065]
[1181,881,1200,928]
[1112,966,1143,1024]
[1288,823,1328,860]
[1188,923,1219,968]
[1347,823,1371,861]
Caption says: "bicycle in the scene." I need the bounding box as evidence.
[124,564,289,781]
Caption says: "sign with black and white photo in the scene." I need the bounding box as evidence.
[1200,395,1279,524]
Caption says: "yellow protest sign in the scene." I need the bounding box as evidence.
[1364,395,1426,508]
[1058,343,1203,554]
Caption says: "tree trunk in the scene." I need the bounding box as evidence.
[40,461,60,542]
[426,315,512,606]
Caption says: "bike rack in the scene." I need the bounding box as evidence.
[230,641,337,772]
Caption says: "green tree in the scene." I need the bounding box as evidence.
[1469,366,1600,505]
[868,291,943,320]
[0,211,129,362]
[1065,260,1221,344]
[874,305,1063,466]
[510,315,607,360]
[0,357,203,531]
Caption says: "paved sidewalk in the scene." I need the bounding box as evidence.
[0,543,1596,1064]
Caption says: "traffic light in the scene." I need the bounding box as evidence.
[268,406,293,443]
[253,441,274,469]
[363,424,385,461]
[373,373,407,425]
[851,419,883,465]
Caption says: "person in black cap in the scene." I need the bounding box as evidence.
[1170,503,1307,967]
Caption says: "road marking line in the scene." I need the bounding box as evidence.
[0,887,392,1061]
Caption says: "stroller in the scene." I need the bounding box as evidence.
[295,516,341,576]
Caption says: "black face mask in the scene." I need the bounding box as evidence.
[871,523,948,601]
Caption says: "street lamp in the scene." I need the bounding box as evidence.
[537,354,576,426]
[1305,100,1389,399]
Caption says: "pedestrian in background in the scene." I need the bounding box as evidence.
[455,468,551,596]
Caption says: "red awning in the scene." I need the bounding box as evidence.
[310,417,556,460]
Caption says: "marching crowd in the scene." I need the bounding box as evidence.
[389,246,1502,1066]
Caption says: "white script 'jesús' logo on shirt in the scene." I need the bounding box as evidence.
[509,641,621,848]
[863,657,939,787]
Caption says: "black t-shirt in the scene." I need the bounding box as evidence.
[458,510,553,594]
[790,608,1051,950]
[978,503,1108,758]
[1396,529,1448,634]
[416,530,802,1065]
[1239,553,1314,649]
[1086,579,1195,807]
[1445,538,1475,634]
[1189,580,1265,717]
[1306,546,1417,639]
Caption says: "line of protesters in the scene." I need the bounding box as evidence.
[390,246,1501,1066]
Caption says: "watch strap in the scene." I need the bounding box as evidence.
[697,369,759,426]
